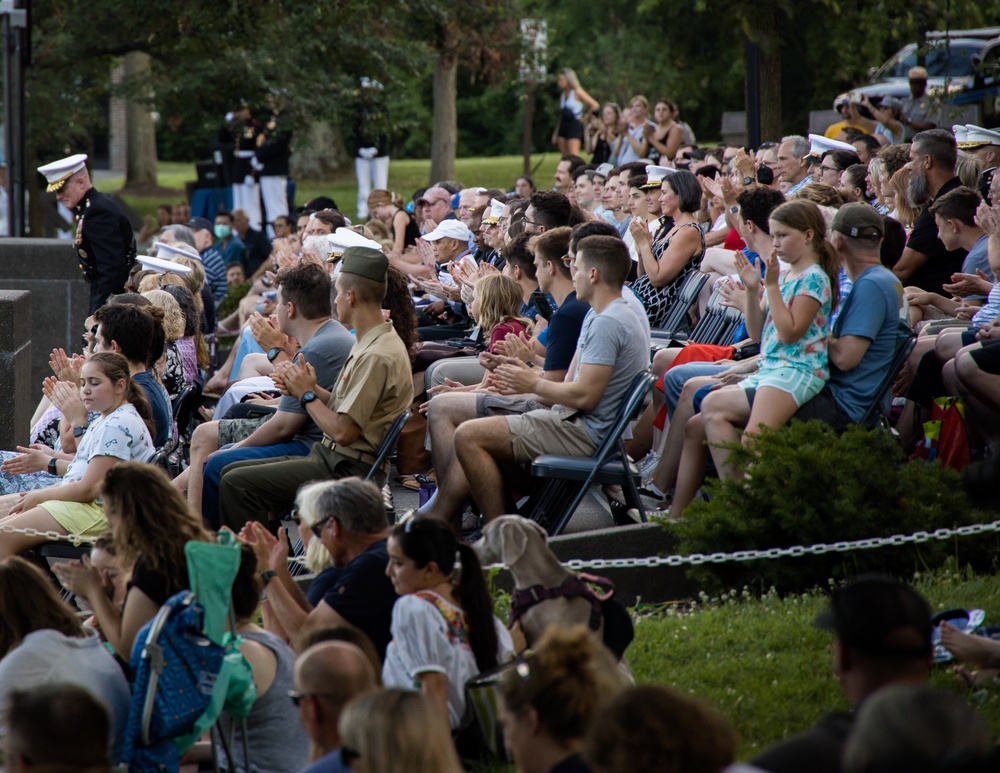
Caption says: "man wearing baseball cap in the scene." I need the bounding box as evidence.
[186,216,229,304]
[37,154,136,314]
[415,185,455,234]
[900,65,936,141]
[216,246,413,529]
[793,203,907,431]
[417,219,475,339]
[753,576,932,773]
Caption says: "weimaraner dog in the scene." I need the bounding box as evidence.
[475,514,606,647]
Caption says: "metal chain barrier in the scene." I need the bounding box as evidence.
[0,524,98,544]
[11,519,1000,571]
[485,519,1000,573]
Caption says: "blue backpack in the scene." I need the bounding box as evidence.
[120,591,224,772]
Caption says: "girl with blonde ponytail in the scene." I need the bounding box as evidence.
[0,352,156,557]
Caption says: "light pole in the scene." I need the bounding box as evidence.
[1,0,27,237]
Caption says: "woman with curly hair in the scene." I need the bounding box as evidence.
[54,462,212,659]
[498,625,629,773]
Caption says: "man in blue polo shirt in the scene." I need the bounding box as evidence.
[795,203,908,428]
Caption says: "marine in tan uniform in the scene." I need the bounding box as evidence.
[217,246,413,530]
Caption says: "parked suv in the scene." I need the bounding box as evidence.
[833,29,1000,129]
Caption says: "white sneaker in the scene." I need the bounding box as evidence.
[636,451,661,478]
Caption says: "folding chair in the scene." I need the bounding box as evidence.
[172,380,204,442]
[650,271,710,343]
[521,371,657,536]
[858,320,916,429]
[364,409,411,482]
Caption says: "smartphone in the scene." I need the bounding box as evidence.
[531,290,554,321]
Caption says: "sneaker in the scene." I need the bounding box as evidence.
[395,509,417,528]
[635,451,661,478]
[648,507,681,525]
[461,509,481,535]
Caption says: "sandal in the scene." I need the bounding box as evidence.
[395,475,421,491]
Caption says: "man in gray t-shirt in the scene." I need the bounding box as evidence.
[197,263,355,528]
[430,234,650,526]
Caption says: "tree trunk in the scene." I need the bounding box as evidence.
[430,23,459,184]
[754,0,782,141]
[123,52,158,189]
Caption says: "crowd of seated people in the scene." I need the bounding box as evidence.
[7,83,1000,773]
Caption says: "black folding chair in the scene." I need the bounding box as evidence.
[521,371,657,536]
[172,380,204,442]
[858,320,916,429]
[650,271,709,342]
[364,409,411,482]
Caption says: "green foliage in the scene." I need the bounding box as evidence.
[671,421,999,593]
[629,566,1000,758]
[217,282,252,321]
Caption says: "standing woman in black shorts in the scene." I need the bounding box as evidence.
[551,68,599,157]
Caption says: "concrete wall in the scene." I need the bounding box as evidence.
[0,290,32,449]
[0,239,91,405]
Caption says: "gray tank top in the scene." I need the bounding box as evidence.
[218,629,311,773]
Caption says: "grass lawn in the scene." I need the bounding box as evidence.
[627,564,1000,760]
[101,156,561,221]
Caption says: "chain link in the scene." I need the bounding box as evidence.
[11,519,1000,572]
[0,524,97,544]
[485,519,1000,572]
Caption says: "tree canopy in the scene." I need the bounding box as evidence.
[24,0,1000,178]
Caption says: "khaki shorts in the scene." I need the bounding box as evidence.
[39,499,107,537]
[506,409,597,463]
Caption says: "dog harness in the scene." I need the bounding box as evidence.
[508,572,616,631]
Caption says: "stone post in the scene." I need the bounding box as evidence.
[0,289,31,450]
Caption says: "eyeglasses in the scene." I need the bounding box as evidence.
[288,690,340,707]
[311,516,333,539]
[560,254,574,268]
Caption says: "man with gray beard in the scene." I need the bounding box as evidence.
[892,129,966,295]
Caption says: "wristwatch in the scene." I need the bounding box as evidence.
[300,390,317,409]
[266,346,285,363]
[729,205,740,215]
[742,176,754,186]
[72,425,87,438]
[48,457,58,475]
[260,570,277,586]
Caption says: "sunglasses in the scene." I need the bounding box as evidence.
[311,516,333,539]
[288,690,341,707]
